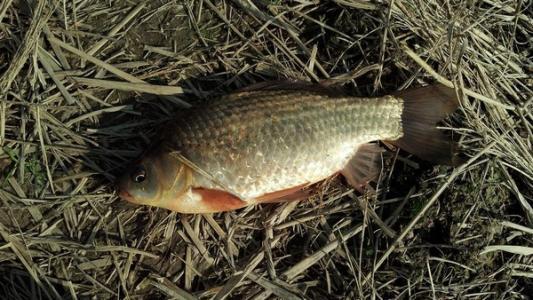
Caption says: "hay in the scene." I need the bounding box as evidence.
[0,0,531,298]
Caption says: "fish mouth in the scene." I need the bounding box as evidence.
[118,189,135,203]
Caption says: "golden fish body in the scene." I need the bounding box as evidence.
[167,90,403,201]
[117,84,458,213]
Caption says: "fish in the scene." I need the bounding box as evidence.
[117,81,460,213]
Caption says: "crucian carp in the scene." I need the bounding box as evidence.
[117,82,460,213]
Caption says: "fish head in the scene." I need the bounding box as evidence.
[117,150,192,208]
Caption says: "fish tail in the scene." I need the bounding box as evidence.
[389,84,461,166]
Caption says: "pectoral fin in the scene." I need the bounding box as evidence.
[186,188,247,213]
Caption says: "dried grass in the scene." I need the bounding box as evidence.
[0,0,531,299]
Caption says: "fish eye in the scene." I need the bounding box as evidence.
[132,167,146,183]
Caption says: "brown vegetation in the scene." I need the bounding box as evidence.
[0,0,531,298]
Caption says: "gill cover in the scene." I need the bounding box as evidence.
[117,149,192,207]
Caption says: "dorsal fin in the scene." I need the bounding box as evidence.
[233,79,346,96]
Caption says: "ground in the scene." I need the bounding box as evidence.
[0,0,532,299]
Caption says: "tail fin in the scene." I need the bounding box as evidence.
[389,84,461,166]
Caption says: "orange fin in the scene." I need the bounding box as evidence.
[390,84,461,166]
[341,143,384,192]
[191,188,247,213]
[253,184,311,204]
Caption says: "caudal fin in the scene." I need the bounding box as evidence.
[389,84,461,166]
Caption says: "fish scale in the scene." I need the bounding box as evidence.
[117,84,459,213]
[164,89,404,200]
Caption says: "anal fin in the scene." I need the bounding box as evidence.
[341,143,384,192]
